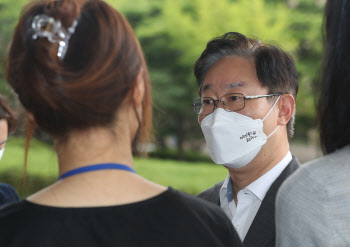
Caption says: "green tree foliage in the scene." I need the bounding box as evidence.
[0,0,28,95]
[149,0,297,66]
[286,0,324,137]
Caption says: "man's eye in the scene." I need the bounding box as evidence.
[202,99,212,105]
[228,96,240,102]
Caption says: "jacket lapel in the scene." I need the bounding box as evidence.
[212,182,222,205]
[243,156,300,247]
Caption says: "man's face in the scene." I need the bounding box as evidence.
[198,56,279,136]
[0,119,8,150]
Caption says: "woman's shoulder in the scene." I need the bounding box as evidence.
[170,188,222,208]
[0,183,20,207]
[166,187,227,214]
[0,200,27,237]
[166,188,239,232]
[286,145,350,187]
[0,188,241,247]
[154,188,241,246]
[0,187,226,219]
[0,200,26,218]
[0,190,241,247]
[278,145,350,205]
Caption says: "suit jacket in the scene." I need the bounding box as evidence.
[197,156,300,247]
[0,183,20,207]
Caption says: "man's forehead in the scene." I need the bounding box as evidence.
[202,81,245,92]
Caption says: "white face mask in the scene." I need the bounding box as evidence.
[200,96,280,169]
[0,148,5,161]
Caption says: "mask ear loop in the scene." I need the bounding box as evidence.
[262,95,281,138]
[267,125,280,138]
[262,95,281,121]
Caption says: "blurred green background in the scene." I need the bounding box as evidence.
[0,0,325,197]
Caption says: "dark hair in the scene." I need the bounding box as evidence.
[5,0,152,143]
[194,32,299,138]
[318,0,350,154]
[0,95,17,133]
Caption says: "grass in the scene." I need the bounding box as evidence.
[0,137,228,197]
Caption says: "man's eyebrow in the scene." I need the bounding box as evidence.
[225,81,245,89]
[0,140,7,146]
[202,81,245,93]
[202,84,211,92]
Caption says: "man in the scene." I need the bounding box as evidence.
[193,32,300,247]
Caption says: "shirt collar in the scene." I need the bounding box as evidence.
[220,151,292,203]
[219,174,231,206]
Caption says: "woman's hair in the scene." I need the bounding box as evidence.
[318,0,350,154]
[5,0,152,144]
[0,95,17,132]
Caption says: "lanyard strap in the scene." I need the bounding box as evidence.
[58,163,136,181]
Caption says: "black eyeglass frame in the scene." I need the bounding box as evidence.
[192,93,282,115]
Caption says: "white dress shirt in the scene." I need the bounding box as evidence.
[219,151,292,241]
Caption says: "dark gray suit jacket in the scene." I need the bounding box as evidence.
[0,183,20,207]
[197,156,300,247]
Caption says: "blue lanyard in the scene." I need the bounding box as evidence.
[58,163,136,181]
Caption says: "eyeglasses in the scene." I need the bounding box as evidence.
[192,93,282,115]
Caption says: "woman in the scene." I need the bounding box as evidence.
[0,0,241,246]
[276,0,350,246]
[0,95,20,207]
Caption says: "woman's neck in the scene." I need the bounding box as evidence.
[27,126,167,207]
[55,127,134,177]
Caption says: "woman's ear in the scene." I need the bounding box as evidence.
[277,94,295,126]
[133,68,145,108]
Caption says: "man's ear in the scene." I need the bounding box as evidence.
[277,94,295,126]
[133,68,145,108]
